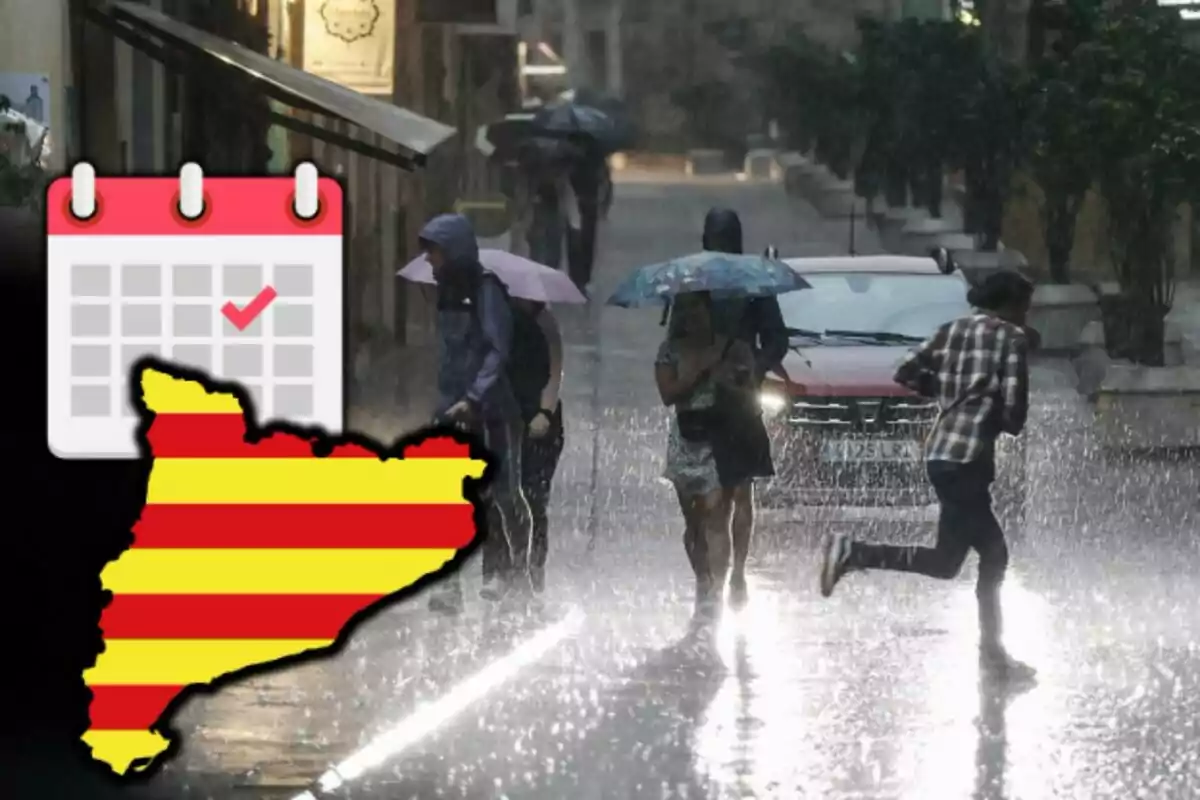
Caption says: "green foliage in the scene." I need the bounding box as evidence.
[1072,2,1200,363]
[1022,58,1091,282]
[749,27,865,178]
[949,55,1025,249]
[749,27,829,153]
[1019,0,1107,283]
[749,2,1198,360]
[852,16,1022,228]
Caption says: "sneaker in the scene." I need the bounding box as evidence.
[980,647,1038,684]
[819,533,853,598]
[728,572,749,610]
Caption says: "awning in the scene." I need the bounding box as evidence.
[85,0,457,170]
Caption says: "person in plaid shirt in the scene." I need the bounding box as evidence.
[818,270,1037,681]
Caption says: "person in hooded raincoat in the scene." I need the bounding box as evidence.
[418,214,535,611]
[700,207,788,608]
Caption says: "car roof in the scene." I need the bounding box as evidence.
[783,255,952,275]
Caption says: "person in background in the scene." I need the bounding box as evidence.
[701,208,788,608]
[419,213,534,611]
[566,141,605,294]
[508,298,565,594]
[519,139,578,271]
[818,270,1038,682]
[655,291,759,620]
[527,170,566,269]
[500,158,532,259]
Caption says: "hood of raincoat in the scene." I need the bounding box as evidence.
[420,213,483,297]
[702,207,743,254]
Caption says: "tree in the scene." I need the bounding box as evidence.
[749,28,828,154]
[1022,61,1090,282]
[1079,2,1200,365]
[1021,0,1106,284]
[947,44,1026,250]
[811,51,862,181]
[854,19,923,208]
[908,21,977,219]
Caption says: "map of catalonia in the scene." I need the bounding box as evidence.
[82,364,486,776]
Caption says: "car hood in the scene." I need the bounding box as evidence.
[778,345,916,397]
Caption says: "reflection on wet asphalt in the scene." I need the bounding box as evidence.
[127,177,1199,799]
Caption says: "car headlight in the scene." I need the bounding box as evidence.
[759,389,787,415]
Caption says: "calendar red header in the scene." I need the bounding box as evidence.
[46,175,344,236]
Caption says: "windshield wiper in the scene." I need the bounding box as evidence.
[823,329,925,344]
[785,326,822,341]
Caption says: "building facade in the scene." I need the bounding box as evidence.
[3,0,524,418]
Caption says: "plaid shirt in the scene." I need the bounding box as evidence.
[894,313,1030,464]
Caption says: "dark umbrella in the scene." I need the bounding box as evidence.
[532,102,627,154]
[476,112,539,161]
[557,92,637,152]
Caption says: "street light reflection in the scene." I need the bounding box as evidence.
[900,574,1073,798]
[293,606,585,798]
[694,579,825,795]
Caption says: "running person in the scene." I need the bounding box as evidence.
[818,270,1038,681]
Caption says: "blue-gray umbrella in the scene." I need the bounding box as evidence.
[606,251,811,308]
[533,102,625,153]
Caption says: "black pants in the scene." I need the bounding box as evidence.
[847,457,1009,648]
[521,405,565,592]
[528,199,565,270]
[478,414,535,585]
[567,199,598,289]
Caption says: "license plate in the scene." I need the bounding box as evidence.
[820,438,919,463]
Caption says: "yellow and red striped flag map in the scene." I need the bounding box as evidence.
[82,363,485,775]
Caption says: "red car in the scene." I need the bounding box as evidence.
[758,255,1027,529]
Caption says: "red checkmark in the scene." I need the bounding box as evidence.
[222,286,277,331]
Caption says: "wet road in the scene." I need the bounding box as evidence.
[128,175,1198,799]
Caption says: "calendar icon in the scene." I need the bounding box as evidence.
[46,162,345,459]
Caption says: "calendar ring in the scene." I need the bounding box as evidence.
[286,189,329,228]
[62,191,105,227]
[169,189,215,227]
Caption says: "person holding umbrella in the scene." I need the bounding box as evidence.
[516,137,580,271]
[531,100,628,293]
[400,232,586,601]
[608,249,808,622]
[700,208,789,609]
[566,139,605,293]
[654,292,759,620]
[416,214,534,612]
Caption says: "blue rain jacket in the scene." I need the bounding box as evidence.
[419,214,518,421]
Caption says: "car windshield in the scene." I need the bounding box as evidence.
[777,272,971,344]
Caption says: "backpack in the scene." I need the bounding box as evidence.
[465,270,512,325]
